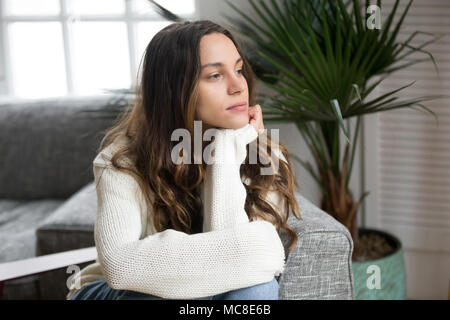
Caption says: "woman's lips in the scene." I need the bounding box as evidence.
[227,104,247,111]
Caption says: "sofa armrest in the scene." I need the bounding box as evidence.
[278,193,354,300]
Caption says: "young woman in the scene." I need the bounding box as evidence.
[68,20,302,300]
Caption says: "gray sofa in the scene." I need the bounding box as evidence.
[0,95,355,300]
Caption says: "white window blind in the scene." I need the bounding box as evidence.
[364,0,450,299]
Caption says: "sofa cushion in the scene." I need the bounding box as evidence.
[36,181,97,254]
[0,199,63,263]
[0,95,122,200]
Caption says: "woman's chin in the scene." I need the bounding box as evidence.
[226,118,249,130]
[207,116,249,130]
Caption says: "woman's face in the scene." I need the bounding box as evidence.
[195,32,249,131]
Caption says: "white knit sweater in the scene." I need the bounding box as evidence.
[66,124,287,300]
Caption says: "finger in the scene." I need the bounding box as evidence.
[252,108,261,122]
[253,104,261,113]
[249,119,257,131]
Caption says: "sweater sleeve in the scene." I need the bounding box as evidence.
[93,162,286,299]
[202,123,259,232]
[202,125,290,232]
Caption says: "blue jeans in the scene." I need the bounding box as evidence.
[70,277,279,300]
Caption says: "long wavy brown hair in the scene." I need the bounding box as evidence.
[95,20,302,252]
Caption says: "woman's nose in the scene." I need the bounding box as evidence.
[228,73,246,94]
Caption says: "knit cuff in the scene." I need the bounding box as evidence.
[234,123,259,145]
[244,220,286,278]
[209,124,259,166]
[232,124,259,165]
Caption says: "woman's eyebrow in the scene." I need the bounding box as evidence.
[201,57,242,70]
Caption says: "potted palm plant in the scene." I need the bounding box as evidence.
[82,0,446,299]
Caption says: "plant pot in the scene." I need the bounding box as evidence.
[351,228,406,300]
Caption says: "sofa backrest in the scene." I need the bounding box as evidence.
[0,94,131,200]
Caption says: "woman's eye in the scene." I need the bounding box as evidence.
[208,69,243,80]
[208,73,220,80]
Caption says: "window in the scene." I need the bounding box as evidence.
[0,0,197,98]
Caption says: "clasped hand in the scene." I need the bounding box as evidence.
[206,104,264,165]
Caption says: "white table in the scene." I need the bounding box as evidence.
[0,246,97,299]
